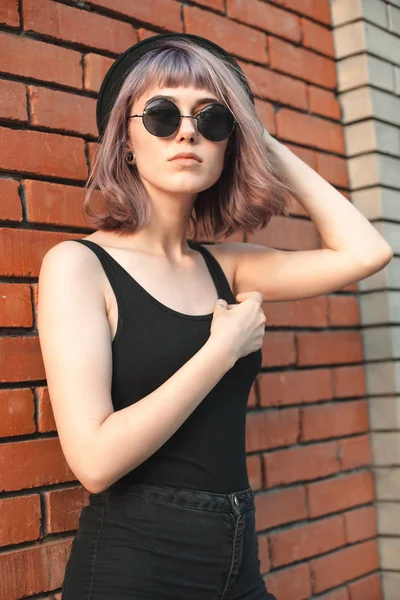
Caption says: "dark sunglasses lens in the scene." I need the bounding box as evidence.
[198,104,235,141]
[143,100,180,137]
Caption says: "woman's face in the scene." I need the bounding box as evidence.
[127,86,230,199]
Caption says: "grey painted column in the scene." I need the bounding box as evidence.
[331,1,400,598]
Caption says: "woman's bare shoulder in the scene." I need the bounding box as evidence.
[199,240,244,294]
[200,239,244,265]
[41,238,103,275]
[39,239,109,310]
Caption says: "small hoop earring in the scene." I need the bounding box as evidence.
[126,150,136,165]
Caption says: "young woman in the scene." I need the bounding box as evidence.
[38,34,392,600]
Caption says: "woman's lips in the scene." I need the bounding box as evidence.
[170,157,201,165]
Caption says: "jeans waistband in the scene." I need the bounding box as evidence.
[106,481,255,516]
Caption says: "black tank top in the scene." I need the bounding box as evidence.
[72,238,262,494]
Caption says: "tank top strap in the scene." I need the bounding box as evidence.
[71,238,126,315]
[188,240,236,304]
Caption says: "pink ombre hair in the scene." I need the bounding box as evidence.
[83,36,295,240]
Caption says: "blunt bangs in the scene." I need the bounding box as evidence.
[131,45,223,105]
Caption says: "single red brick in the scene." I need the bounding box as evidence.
[0,127,87,181]
[300,400,369,442]
[276,109,345,153]
[339,434,372,470]
[246,408,300,452]
[301,18,335,57]
[0,495,41,546]
[269,37,336,88]
[258,368,333,407]
[297,331,363,366]
[0,437,75,492]
[307,471,375,518]
[0,283,32,328]
[83,53,114,93]
[0,389,35,438]
[0,31,81,88]
[24,179,90,229]
[316,152,350,189]
[0,79,27,124]
[263,441,339,487]
[332,365,366,398]
[261,331,296,367]
[227,0,301,42]
[263,296,328,328]
[328,296,359,326]
[269,515,346,567]
[0,0,20,27]
[0,336,45,383]
[0,178,23,222]
[344,505,377,544]
[309,86,341,120]
[27,85,97,137]
[254,486,307,530]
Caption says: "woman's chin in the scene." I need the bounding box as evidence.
[165,177,215,193]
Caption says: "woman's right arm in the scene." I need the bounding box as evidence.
[38,241,236,494]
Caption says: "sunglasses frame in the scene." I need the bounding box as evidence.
[128,98,237,141]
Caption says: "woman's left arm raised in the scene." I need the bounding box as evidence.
[231,130,394,302]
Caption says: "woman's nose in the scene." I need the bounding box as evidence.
[176,115,198,138]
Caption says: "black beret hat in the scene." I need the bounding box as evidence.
[96,32,255,138]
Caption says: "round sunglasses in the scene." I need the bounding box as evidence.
[128,98,237,142]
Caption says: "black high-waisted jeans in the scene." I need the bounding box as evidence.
[61,482,278,600]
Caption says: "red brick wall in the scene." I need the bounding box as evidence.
[0,1,381,599]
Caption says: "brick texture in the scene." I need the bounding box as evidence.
[0,1,377,599]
